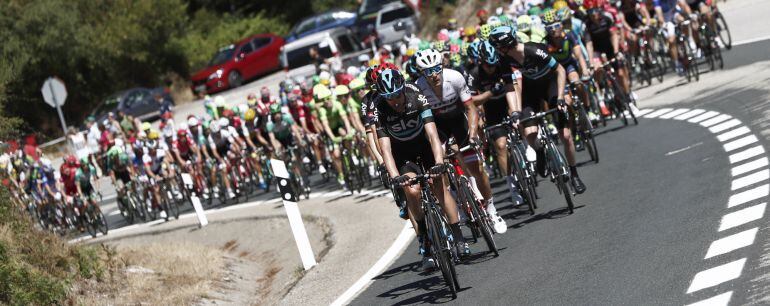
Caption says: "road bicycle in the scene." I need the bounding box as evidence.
[569,81,600,164]
[484,118,538,215]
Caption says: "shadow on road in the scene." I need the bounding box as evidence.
[375,275,464,305]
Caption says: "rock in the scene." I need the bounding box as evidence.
[125,266,155,274]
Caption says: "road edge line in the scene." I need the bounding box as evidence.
[330,221,414,306]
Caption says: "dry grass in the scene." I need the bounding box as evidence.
[76,242,226,305]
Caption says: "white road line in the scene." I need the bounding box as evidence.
[686,292,733,306]
[635,108,655,116]
[732,158,769,177]
[108,210,121,217]
[659,108,690,119]
[718,126,751,142]
[700,114,733,128]
[687,111,720,123]
[643,108,674,118]
[708,119,742,134]
[674,109,706,120]
[731,169,770,191]
[719,203,766,232]
[728,185,769,208]
[733,34,770,47]
[724,135,759,152]
[705,228,759,259]
[686,258,746,293]
[330,221,414,306]
[729,146,766,164]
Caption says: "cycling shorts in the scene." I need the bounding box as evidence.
[115,169,131,184]
[484,97,509,141]
[392,138,436,175]
[521,73,567,130]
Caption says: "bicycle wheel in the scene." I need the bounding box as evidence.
[460,176,498,256]
[546,142,575,214]
[427,205,459,296]
[510,145,536,215]
[85,206,98,238]
[716,12,732,50]
[164,183,180,220]
[117,195,135,224]
[578,106,600,163]
[94,205,109,235]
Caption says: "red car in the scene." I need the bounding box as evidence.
[191,33,285,94]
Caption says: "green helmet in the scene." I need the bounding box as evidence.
[269,103,282,115]
[418,41,431,50]
[543,9,559,25]
[479,24,492,40]
[106,146,123,158]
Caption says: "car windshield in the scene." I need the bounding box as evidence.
[208,46,235,66]
[381,7,412,24]
[292,19,317,36]
[286,43,334,69]
[92,95,120,116]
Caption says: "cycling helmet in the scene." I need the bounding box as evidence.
[449,53,462,68]
[141,122,152,131]
[269,103,282,115]
[464,27,477,37]
[479,41,500,65]
[516,15,532,33]
[209,120,220,133]
[349,78,366,91]
[488,26,518,49]
[487,15,501,26]
[418,41,431,51]
[405,57,420,78]
[218,117,229,128]
[65,155,77,166]
[414,49,442,70]
[148,129,160,140]
[479,24,492,40]
[477,9,488,18]
[260,86,270,98]
[448,18,457,29]
[376,69,405,97]
[314,85,333,101]
[334,85,350,96]
[187,115,199,127]
[583,0,598,9]
[553,0,569,10]
[221,109,235,118]
[559,7,572,21]
[468,40,481,59]
[319,71,331,86]
[214,96,226,108]
[244,109,256,122]
[542,9,559,25]
[177,129,187,137]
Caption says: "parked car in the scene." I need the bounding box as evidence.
[353,0,401,43]
[280,27,371,79]
[89,87,172,123]
[191,33,284,95]
[376,2,419,45]
[286,10,357,43]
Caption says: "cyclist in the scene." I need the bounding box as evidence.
[583,0,632,99]
[413,48,506,232]
[75,156,100,220]
[489,25,587,194]
[316,85,355,188]
[467,41,526,217]
[619,0,653,58]
[373,68,469,267]
[653,0,693,75]
[207,119,238,199]
[267,104,307,189]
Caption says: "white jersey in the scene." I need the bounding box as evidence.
[414,68,473,119]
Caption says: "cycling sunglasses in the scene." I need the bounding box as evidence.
[545,23,563,32]
[379,85,404,100]
[422,65,443,77]
[587,8,601,15]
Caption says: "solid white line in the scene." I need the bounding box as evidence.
[685,291,733,306]
[643,108,674,118]
[700,114,733,128]
[635,108,655,116]
[731,169,770,191]
[728,185,769,208]
[718,126,751,142]
[108,210,121,217]
[732,158,769,177]
[705,228,759,259]
[733,35,770,47]
[708,119,742,134]
[665,142,703,156]
[330,221,414,306]
[674,109,706,120]
[659,108,690,119]
[729,146,765,164]
[686,258,746,293]
[719,203,766,232]
[687,111,720,123]
[724,135,759,152]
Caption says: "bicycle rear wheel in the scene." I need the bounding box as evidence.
[460,176,498,256]
[716,12,732,50]
[510,146,536,215]
[427,206,459,296]
[546,142,575,214]
[94,206,109,235]
[85,207,98,238]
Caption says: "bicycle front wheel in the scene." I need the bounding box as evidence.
[461,176,498,256]
[427,205,459,296]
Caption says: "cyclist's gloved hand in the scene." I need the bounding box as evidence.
[509,111,522,127]
[491,82,507,96]
[429,164,447,176]
[391,175,410,186]
[557,98,567,109]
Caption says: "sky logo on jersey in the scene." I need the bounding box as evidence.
[388,118,424,141]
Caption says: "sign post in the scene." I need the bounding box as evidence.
[271,159,317,270]
[41,77,68,135]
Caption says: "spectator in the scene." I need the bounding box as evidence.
[477,9,489,26]
[155,93,172,117]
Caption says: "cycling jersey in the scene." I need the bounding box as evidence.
[547,31,582,74]
[622,0,645,28]
[208,129,235,157]
[361,91,383,128]
[173,136,194,160]
[501,42,558,80]
[414,69,473,119]
[267,116,296,143]
[585,14,618,58]
[60,165,78,196]
[75,165,96,194]
[318,100,348,131]
[142,149,166,175]
[467,64,515,140]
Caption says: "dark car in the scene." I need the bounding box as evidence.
[190,33,285,95]
[90,87,171,123]
[285,10,357,43]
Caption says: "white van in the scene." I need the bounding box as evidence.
[280,27,371,78]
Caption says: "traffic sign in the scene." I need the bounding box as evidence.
[41,77,67,108]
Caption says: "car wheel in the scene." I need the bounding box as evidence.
[228,71,243,88]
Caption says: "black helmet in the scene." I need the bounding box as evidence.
[488,25,518,49]
[479,41,500,65]
[376,69,405,98]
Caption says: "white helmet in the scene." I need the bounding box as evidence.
[209,120,220,133]
[357,54,370,63]
[346,66,360,76]
[187,116,199,127]
[415,49,443,70]
[218,117,229,128]
[214,96,226,107]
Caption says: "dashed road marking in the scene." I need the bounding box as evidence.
[717,126,751,142]
[705,228,759,259]
[686,291,733,306]
[724,135,759,152]
[731,170,770,191]
[659,108,691,119]
[687,258,746,293]
[700,114,733,127]
[635,108,656,116]
[673,109,706,120]
[731,158,769,177]
[729,146,765,164]
[687,111,720,123]
[709,119,742,134]
[728,184,769,208]
[643,108,674,118]
[719,203,767,232]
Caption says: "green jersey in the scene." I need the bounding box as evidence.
[317,100,347,130]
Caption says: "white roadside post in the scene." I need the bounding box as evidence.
[271,159,317,270]
[182,173,208,227]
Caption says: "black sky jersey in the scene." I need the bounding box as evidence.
[501,42,559,80]
[361,90,383,128]
[585,14,616,55]
[374,83,434,142]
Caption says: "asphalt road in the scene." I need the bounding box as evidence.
[352,28,770,306]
